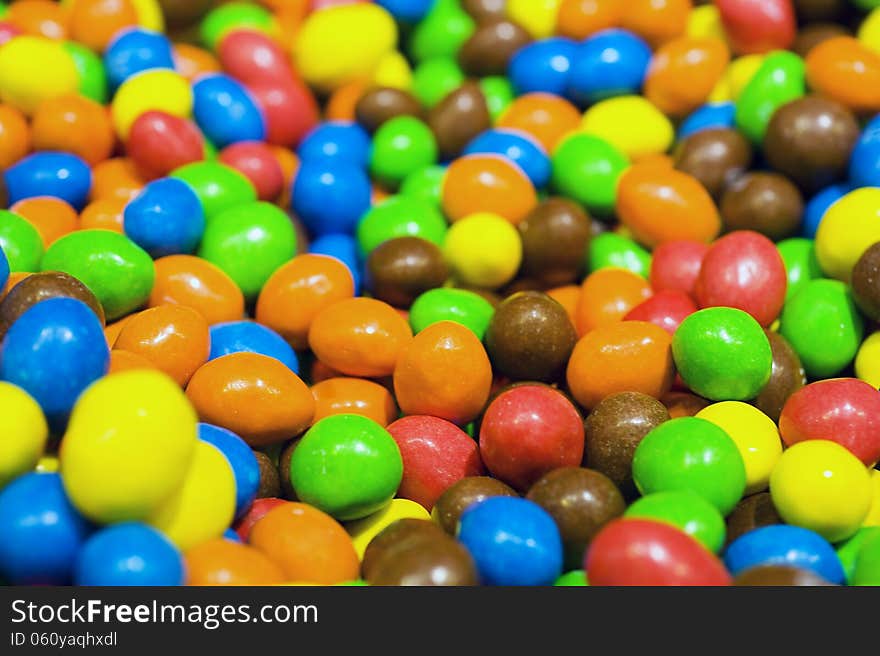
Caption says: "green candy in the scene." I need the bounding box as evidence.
[735,51,805,144]
[198,201,296,301]
[170,162,256,221]
[588,232,651,277]
[554,570,589,586]
[290,414,403,521]
[412,57,466,108]
[632,417,747,516]
[673,307,772,401]
[551,133,629,218]
[479,76,514,122]
[836,527,880,584]
[779,279,864,379]
[409,288,495,339]
[852,530,880,586]
[624,490,726,553]
[62,42,108,104]
[41,230,154,321]
[777,237,822,302]
[0,210,43,272]
[200,2,274,51]
[400,165,446,208]
[356,195,448,257]
[410,0,475,63]
[369,117,438,189]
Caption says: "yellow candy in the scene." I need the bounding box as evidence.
[0,382,47,488]
[294,4,397,92]
[60,370,197,524]
[864,470,880,527]
[149,441,236,551]
[507,0,561,39]
[0,36,79,115]
[132,0,165,32]
[444,212,522,289]
[858,8,880,54]
[372,50,413,91]
[111,69,193,139]
[581,96,674,161]
[345,498,431,559]
[696,402,782,495]
[35,456,58,474]
[855,331,880,389]
[687,5,727,42]
[770,440,872,543]
[815,187,880,282]
[709,54,764,103]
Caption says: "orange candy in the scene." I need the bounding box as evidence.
[616,163,722,248]
[7,1,70,40]
[248,502,359,585]
[186,352,315,447]
[149,254,244,326]
[645,36,730,118]
[185,538,286,586]
[566,320,675,409]
[10,197,79,247]
[108,348,157,375]
[806,37,880,114]
[619,0,691,48]
[497,93,582,154]
[68,0,139,52]
[441,154,538,224]
[0,104,31,169]
[325,80,367,122]
[271,145,299,209]
[393,320,492,425]
[311,377,399,427]
[575,267,652,335]
[309,298,413,378]
[79,198,126,232]
[31,95,115,166]
[256,254,353,350]
[103,314,133,347]
[556,0,621,40]
[115,304,210,386]
[547,284,581,326]
[172,43,221,82]
[90,157,145,202]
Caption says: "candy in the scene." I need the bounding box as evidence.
[4,152,92,210]
[508,37,577,98]
[111,69,192,140]
[0,209,43,271]
[408,287,494,338]
[673,128,752,199]
[625,490,725,553]
[442,154,537,225]
[816,187,880,282]
[0,36,78,115]
[734,50,805,144]
[720,173,803,241]
[312,377,398,427]
[581,95,675,162]
[458,19,532,77]
[366,237,448,308]
[519,198,591,286]
[218,141,285,202]
[566,29,651,106]
[649,240,708,296]
[443,212,522,289]
[0,382,47,489]
[806,36,880,114]
[75,523,184,586]
[149,254,244,326]
[184,537,284,585]
[645,37,730,119]
[726,524,844,584]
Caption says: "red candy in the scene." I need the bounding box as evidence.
[779,378,880,467]
[586,518,732,586]
[649,240,708,296]
[219,141,285,201]
[694,231,787,327]
[218,29,295,85]
[623,290,697,335]
[233,497,288,542]
[248,78,320,147]
[715,0,796,55]
[127,111,205,180]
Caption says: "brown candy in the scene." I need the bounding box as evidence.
[518,198,592,286]
[852,242,880,321]
[458,20,532,77]
[484,291,577,383]
[733,564,834,586]
[366,237,448,308]
[361,518,446,580]
[526,467,625,570]
[725,493,782,548]
[354,87,423,134]
[764,96,860,193]
[432,476,518,535]
[159,0,214,28]
[254,451,281,499]
[0,174,7,209]
[0,271,106,341]
[793,0,847,21]
[427,81,491,161]
[277,438,299,501]
[673,128,752,199]
[368,538,479,586]
[792,23,851,59]
[583,392,670,498]
[752,330,806,423]
[462,0,507,22]
[720,172,804,241]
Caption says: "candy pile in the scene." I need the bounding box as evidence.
[0,0,879,588]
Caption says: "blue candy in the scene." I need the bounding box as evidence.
[375,0,433,22]
[308,234,363,294]
[566,29,652,107]
[298,121,372,168]
[1,297,109,430]
[678,102,736,140]
[193,74,266,149]
[508,37,578,98]
[208,320,299,373]
[3,152,92,210]
[458,496,563,586]
[223,528,242,542]
[198,423,260,521]
[104,28,175,91]
[723,524,845,584]
[849,114,880,189]
[464,129,551,188]
[802,183,851,239]
[124,177,205,258]
[74,523,184,586]
[292,161,372,237]
[0,472,91,585]
[0,246,8,291]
